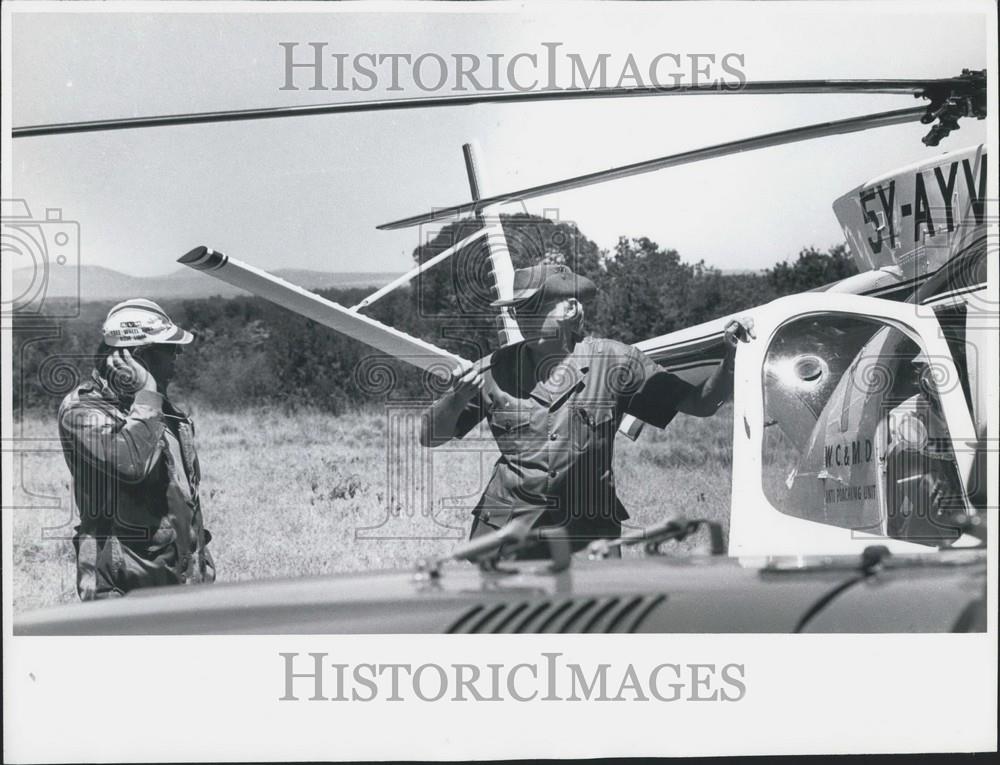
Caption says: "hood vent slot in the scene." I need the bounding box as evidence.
[446,595,665,634]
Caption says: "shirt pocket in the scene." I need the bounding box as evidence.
[490,408,533,451]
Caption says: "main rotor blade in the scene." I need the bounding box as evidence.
[377,106,926,230]
[178,246,467,377]
[12,79,954,138]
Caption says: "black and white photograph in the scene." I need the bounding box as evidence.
[3,0,997,760]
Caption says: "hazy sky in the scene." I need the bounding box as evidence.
[9,2,991,277]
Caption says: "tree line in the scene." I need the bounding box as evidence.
[14,213,855,415]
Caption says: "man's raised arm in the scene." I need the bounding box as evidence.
[677,317,755,417]
[419,363,485,447]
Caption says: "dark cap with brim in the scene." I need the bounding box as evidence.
[491,264,597,307]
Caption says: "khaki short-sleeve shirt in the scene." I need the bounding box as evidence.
[451,336,693,549]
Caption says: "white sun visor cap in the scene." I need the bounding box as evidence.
[101,298,194,348]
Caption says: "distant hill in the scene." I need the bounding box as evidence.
[11,265,402,303]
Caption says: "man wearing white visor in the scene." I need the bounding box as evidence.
[58,298,215,600]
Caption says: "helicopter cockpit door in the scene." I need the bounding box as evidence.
[728,293,978,557]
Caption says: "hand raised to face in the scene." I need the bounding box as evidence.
[106,348,158,394]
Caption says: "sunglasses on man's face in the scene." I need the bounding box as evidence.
[135,344,183,359]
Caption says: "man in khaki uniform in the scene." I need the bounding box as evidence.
[59,298,215,599]
[421,265,752,556]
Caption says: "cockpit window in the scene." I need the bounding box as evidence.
[761,313,966,546]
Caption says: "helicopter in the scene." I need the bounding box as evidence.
[12,68,991,634]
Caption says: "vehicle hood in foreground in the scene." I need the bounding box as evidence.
[14,552,986,635]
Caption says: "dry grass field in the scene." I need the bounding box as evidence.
[11,404,734,614]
